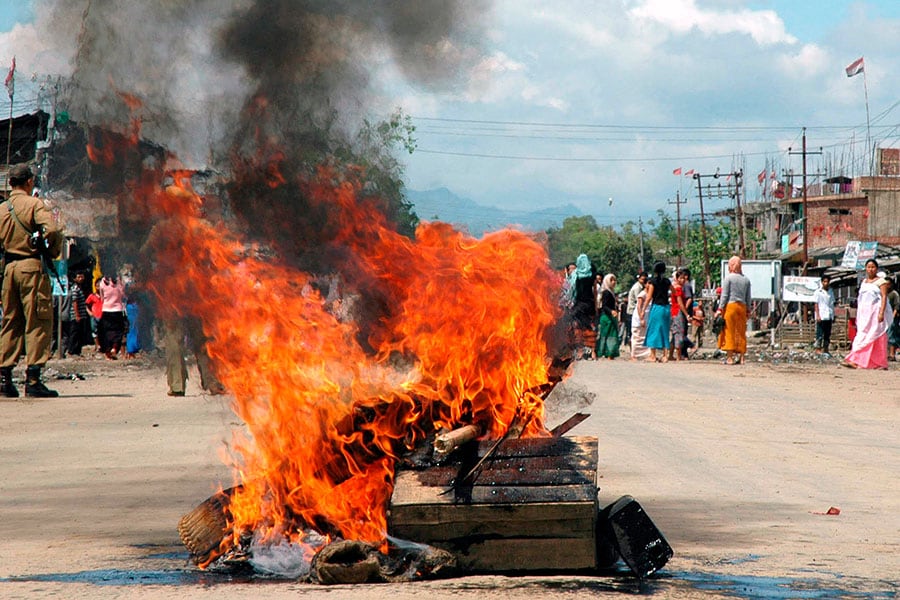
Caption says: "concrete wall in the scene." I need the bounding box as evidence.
[867,188,900,244]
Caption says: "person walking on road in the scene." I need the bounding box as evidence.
[0,163,63,397]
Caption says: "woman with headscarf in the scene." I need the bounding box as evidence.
[642,261,671,362]
[595,273,620,359]
[716,255,751,365]
[842,259,892,369]
[570,253,597,360]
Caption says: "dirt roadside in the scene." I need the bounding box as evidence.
[0,353,897,599]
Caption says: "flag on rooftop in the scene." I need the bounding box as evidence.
[4,56,14,99]
[845,56,864,78]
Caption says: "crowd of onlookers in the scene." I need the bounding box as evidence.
[53,269,141,361]
[560,253,899,369]
[560,254,718,363]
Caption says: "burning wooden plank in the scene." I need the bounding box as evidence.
[388,435,599,572]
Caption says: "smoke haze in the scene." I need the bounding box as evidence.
[36,0,490,167]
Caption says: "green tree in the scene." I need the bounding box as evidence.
[546,217,651,289]
[341,108,420,237]
[546,216,598,267]
[651,209,678,259]
[683,219,736,288]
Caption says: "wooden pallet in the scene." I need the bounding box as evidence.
[388,436,598,572]
[778,314,849,348]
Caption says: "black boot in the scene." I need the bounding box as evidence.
[0,366,18,398]
[25,365,58,398]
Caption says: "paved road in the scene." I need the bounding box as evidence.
[0,356,897,599]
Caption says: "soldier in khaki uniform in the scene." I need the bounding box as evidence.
[0,163,63,397]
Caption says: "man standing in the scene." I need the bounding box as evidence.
[813,274,836,357]
[65,271,90,356]
[625,271,647,348]
[0,163,63,397]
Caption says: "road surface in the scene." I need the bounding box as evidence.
[1,354,897,599]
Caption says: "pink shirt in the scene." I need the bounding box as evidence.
[98,278,127,312]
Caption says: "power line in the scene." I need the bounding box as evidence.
[414,147,790,163]
[412,115,881,133]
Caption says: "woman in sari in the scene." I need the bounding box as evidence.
[843,259,892,369]
[630,285,650,360]
[595,273,620,359]
[716,255,751,365]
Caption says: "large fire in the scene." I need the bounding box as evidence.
[137,160,561,566]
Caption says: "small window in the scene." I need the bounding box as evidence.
[828,208,851,215]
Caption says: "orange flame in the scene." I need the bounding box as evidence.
[139,165,558,565]
[94,89,561,561]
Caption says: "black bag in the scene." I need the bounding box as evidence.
[712,314,726,336]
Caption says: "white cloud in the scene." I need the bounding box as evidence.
[776,43,828,77]
[532,8,615,49]
[628,0,797,46]
[0,22,73,76]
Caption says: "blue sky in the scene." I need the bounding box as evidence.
[0,3,32,31]
[2,1,899,227]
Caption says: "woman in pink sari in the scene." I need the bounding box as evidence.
[843,259,892,369]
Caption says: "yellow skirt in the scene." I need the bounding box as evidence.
[718,302,747,353]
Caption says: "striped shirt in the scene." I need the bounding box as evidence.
[69,285,89,320]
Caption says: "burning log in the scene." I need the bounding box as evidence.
[433,425,481,458]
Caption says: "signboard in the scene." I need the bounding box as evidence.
[50,259,68,297]
[840,241,878,270]
[720,260,781,300]
[782,276,820,303]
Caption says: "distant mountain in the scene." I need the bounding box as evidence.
[406,187,582,237]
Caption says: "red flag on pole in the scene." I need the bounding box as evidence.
[684,169,695,176]
[4,56,15,98]
[672,167,682,175]
[757,168,766,184]
[845,56,864,78]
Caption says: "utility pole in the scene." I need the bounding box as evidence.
[692,169,742,289]
[668,190,687,264]
[788,128,823,275]
[693,173,712,289]
[638,217,645,272]
[732,169,745,257]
